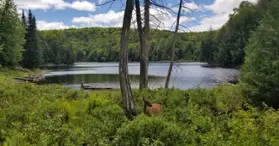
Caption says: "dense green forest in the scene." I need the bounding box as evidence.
[0,0,274,68]
[38,0,270,68]
[200,0,269,67]
[39,28,205,64]
[1,0,279,145]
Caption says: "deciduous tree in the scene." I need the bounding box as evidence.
[0,0,25,67]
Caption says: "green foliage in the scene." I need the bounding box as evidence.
[241,0,279,108]
[39,28,205,64]
[114,116,186,146]
[1,70,279,145]
[202,1,264,67]
[21,10,41,69]
[0,0,25,67]
[200,29,217,64]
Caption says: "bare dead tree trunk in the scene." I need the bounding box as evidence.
[119,0,137,118]
[136,0,150,90]
[142,0,150,89]
[135,0,145,90]
[165,0,183,88]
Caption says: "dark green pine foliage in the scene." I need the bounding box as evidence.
[22,10,41,69]
[215,1,261,67]
[241,0,279,108]
[21,10,26,27]
[0,0,25,67]
[200,28,217,64]
[20,10,27,66]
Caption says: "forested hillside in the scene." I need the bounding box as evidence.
[200,0,270,68]
[39,0,270,68]
[0,0,274,69]
[39,28,206,64]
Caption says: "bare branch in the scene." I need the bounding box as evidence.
[106,0,116,13]
[150,1,177,14]
[96,0,116,6]
[179,24,192,32]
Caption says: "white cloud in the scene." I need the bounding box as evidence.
[72,10,124,27]
[71,1,96,12]
[14,0,96,12]
[72,8,193,29]
[37,20,73,30]
[98,0,105,4]
[188,0,258,32]
[189,13,229,32]
[149,7,193,30]
[204,0,257,14]
[15,0,68,10]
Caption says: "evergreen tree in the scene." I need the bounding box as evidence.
[200,28,217,64]
[241,0,279,108]
[22,10,41,69]
[21,10,26,26]
[55,51,61,64]
[211,1,261,67]
[0,0,25,67]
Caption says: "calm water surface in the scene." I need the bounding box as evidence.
[41,62,239,90]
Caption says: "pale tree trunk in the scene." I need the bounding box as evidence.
[165,0,183,88]
[119,0,137,118]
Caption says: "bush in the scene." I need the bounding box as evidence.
[241,0,279,108]
[1,70,279,145]
[114,116,186,146]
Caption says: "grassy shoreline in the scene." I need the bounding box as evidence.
[0,69,279,145]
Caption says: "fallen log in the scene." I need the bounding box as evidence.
[81,82,114,90]
[14,74,45,83]
[14,77,33,82]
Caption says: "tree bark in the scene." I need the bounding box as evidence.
[119,0,137,118]
[165,0,183,88]
[142,0,150,89]
[135,0,149,90]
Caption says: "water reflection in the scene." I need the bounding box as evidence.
[41,62,239,90]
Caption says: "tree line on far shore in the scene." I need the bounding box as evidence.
[39,28,205,65]
[0,0,276,70]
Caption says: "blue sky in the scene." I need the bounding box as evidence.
[15,0,257,31]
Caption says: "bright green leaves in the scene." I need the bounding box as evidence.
[1,70,279,145]
[241,0,279,108]
[0,0,25,67]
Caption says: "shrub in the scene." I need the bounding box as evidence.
[241,0,279,108]
[212,85,245,113]
[114,116,186,146]
[1,69,279,146]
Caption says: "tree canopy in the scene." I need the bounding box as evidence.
[0,0,25,67]
[21,10,41,69]
[241,0,279,108]
[39,28,205,65]
[200,1,263,68]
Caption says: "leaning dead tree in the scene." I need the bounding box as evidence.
[119,0,137,118]
[165,0,183,88]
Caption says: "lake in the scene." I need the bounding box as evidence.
[41,62,239,90]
